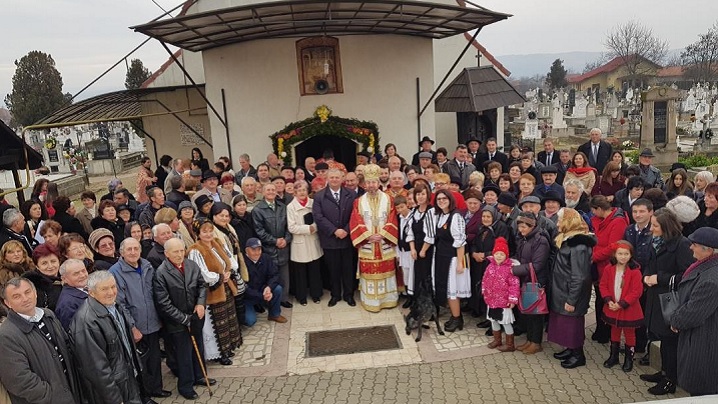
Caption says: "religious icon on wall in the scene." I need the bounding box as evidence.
[296,37,344,96]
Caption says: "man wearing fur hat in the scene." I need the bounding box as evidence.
[350,164,400,312]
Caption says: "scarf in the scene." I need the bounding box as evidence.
[567,167,596,176]
[652,236,665,253]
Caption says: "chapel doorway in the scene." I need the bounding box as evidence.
[456,110,496,146]
[295,135,358,171]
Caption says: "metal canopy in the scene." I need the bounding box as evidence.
[435,66,525,112]
[35,85,205,125]
[132,0,511,52]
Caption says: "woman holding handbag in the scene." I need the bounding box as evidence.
[511,212,550,354]
[640,208,694,395]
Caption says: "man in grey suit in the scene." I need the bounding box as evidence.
[442,145,476,190]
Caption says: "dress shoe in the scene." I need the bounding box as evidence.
[300,300,308,306]
[328,298,339,307]
[280,301,293,309]
[516,340,531,351]
[640,371,664,383]
[402,297,413,309]
[553,348,573,360]
[638,353,650,366]
[313,297,321,304]
[218,355,233,366]
[647,378,676,395]
[522,342,543,355]
[181,391,199,400]
[149,390,172,398]
[269,315,288,323]
[346,299,356,307]
[194,378,217,386]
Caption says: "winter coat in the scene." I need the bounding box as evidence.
[0,309,82,404]
[90,216,125,250]
[591,176,625,199]
[511,226,551,287]
[623,223,652,272]
[591,208,630,279]
[55,286,89,331]
[92,252,119,271]
[244,252,282,303]
[109,257,162,335]
[53,211,88,241]
[599,263,644,328]
[153,258,207,334]
[644,235,694,338]
[252,199,292,266]
[69,298,142,404]
[287,198,323,263]
[639,164,664,189]
[75,207,95,236]
[312,187,357,250]
[463,210,482,245]
[671,255,718,396]
[146,242,165,270]
[550,233,596,316]
[231,213,256,252]
[22,270,63,311]
[482,256,520,309]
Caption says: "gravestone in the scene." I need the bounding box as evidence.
[522,119,540,140]
[539,102,551,119]
[552,95,567,129]
[598,115,610,134]
[573,97,588,118]
[684,92,696,112]
[640,86,680,169]
[587,102,597,118]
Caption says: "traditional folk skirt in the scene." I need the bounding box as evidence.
[206,284,241,357]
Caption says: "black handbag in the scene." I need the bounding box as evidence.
[659,275,680,325]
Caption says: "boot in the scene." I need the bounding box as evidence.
[497,334,516,352]
[444,315,464,332]
[647,378,676,395]
[603,342,621,368]
[522,342,543,354]
[487,331,502,349]
[561,347,586,369]
[622,346,635,372]
[516,340,531,351]
[402,296,413,309]
[553,348,572,360]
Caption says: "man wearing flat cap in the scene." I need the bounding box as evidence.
[637,148,664,189]
[192,170,233,207]
[533,165,565,200]
[669,227,718,396]
[411,136,437,166]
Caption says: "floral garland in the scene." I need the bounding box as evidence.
[271,105,379,165]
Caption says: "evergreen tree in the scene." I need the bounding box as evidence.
[546,59,568,90]
[125,59,152,90]
[4,51,67,127]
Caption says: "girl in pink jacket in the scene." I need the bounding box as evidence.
[482,237,521,352]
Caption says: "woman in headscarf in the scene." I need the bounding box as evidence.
[548,208,596,369]
[187,219,244,365]
[470,204,509,324]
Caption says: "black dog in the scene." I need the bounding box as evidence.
[404,278,444,342]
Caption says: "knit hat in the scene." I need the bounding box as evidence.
[497,192,517,207]
[178,200,195,214]
[516,211,537,227]
[665,195,700,223]
[492,237,509,257]
[88,228,114,250]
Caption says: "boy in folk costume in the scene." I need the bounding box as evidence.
[394,196,413,308]
[350,164,400,312]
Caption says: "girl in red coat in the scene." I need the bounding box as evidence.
[599,240,644,372]
[482,237,520,352]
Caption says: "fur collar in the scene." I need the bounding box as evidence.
[564,233,597,248]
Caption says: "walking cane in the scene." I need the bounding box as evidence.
[188,326,214,397]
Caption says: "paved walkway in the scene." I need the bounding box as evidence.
[156,293,690,404]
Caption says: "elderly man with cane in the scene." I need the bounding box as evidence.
[153,238,215,400]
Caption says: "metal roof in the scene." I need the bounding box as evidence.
[35,85,205,126]
[0,120,44,170]
[435,66,525,112]
[132,0,511,52]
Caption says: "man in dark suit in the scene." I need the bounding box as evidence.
[466,138,482,168]
[411,136,437,166]
[443,145,476,190]
[476,137,508,173]
[577,128,613,173]
[313,168,357,307]
[537,138,560,167]
[553,150,572,185]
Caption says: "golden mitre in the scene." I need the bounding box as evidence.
[363,164,381,181]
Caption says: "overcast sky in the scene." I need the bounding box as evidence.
[2,0,716,104]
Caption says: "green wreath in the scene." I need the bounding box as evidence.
[270,106,379,165]
[45,137,57,150]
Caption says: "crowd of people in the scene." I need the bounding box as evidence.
[0,132,717,402]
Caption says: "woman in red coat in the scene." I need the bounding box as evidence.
[599,240,644,372]
[590,195,630,343]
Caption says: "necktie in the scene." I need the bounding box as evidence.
[593,144,598,161]
[489,153,493,161]
[268,203,274,210]
[546,153,551,166]
[334,192,340,203]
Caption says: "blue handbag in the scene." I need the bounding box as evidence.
[518,264,549,315]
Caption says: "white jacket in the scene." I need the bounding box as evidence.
[287,197,323,263]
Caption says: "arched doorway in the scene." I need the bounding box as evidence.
[295,135,358,171]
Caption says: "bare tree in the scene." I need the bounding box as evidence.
[604,20,668,85]
[582,55,608,74]
[681,22,718,83]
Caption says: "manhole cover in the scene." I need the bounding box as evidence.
[306,325,402,358]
